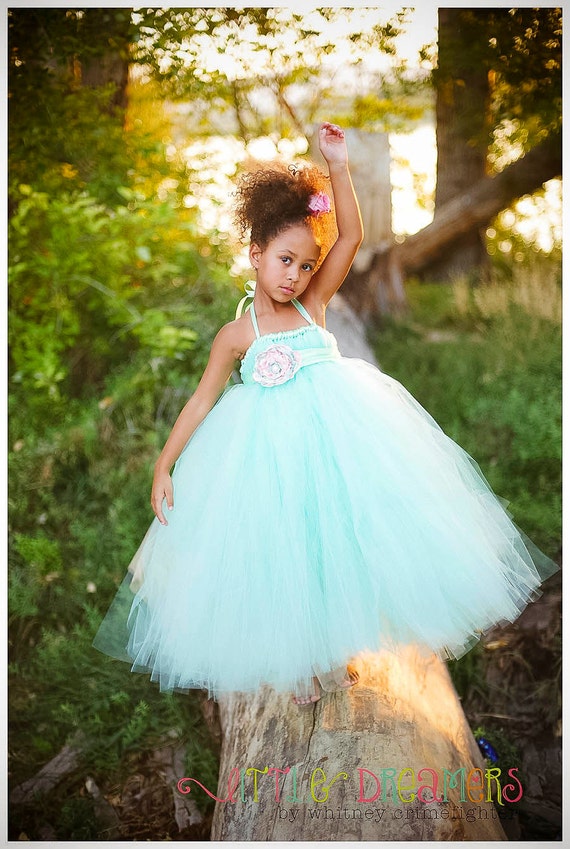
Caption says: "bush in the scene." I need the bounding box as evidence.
[9,185,236,408]
[8,185,238,819]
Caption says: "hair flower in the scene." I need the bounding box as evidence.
[307,192,331,217]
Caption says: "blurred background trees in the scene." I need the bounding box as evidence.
[428,7,561,278]
[346,6,561,308]
[8,6,561,841]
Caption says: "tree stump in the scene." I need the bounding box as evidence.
[210,648,508,841]
[325,293,378,364]
[207,301,507,841]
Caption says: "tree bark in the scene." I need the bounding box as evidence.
[431,9,492,277]
[79,9,131,111]
[10,733,85,805]
[210,647,508,841]
[81,52,129,111]
[434,10,490,208]
[310,128,399,320]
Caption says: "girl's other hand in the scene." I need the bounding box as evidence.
[151,467,174,525]
[318,122,348,167]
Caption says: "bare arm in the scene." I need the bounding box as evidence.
[304,123,364,312]
[151,322,241,525]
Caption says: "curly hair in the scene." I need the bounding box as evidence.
[233,160,338,261]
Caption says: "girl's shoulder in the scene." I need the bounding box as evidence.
[215,314,256,362]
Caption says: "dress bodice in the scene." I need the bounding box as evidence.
[239,300,341,387]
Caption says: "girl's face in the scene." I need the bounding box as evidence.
[250,224,321,302]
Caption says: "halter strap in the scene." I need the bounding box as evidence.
[292,299,315,325]
[249,302,261,339]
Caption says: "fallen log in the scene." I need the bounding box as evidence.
[343,129,561,316]
[85,776,122,840]
[9,734,85,806]
[396,128,561,275]
[151,737,204,833]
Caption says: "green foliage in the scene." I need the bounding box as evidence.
[130,7,427,140]
[488,8,562,143]
[448,644,488,702]
[371,265,561,557]
[8,13,239,828]
[380,266,561,743]
[9,84,131,207]
[9,7,133,207]
[472,725,522,779]
[8,8,133,68]
[350,85,430,132]
[57,797,100,842]
[487,185,562,262]
[9,184,236,408]
[9,533,64,626]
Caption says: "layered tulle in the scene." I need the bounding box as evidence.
[93,321,559,700]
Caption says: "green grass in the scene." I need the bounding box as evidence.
[370,267,561,557]
[9,615,219,839]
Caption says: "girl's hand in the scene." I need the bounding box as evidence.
[318,122,348,167]
[151,467,174,525]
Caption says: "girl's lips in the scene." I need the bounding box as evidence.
[280,286,294,294]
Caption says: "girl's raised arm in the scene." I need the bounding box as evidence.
[151,322,241,525]
[306,123,364,310]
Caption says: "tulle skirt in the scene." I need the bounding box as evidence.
[92,357,559,700]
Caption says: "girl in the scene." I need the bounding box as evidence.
[93,122,558,708]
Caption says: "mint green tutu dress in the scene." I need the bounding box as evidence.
[92,295,559,700]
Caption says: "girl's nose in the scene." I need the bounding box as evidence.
[288,265,300,281]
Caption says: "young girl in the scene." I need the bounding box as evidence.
[93,122,559,707]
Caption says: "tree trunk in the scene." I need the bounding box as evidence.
[431,9,491,278]
[434,10,490,208]
[81,52,129,111]
[341,247,408,322]
[79,9,131,111]
[209,647,508,841]
[310,127,403,321]
[310,127,392,258]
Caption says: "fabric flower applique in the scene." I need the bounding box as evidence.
[307,192,331,216]
[252,344,301,387]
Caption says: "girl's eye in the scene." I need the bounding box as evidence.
[302,264,314,272]
[281,256,291,264]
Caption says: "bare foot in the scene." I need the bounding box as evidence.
[291,676,321,706]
